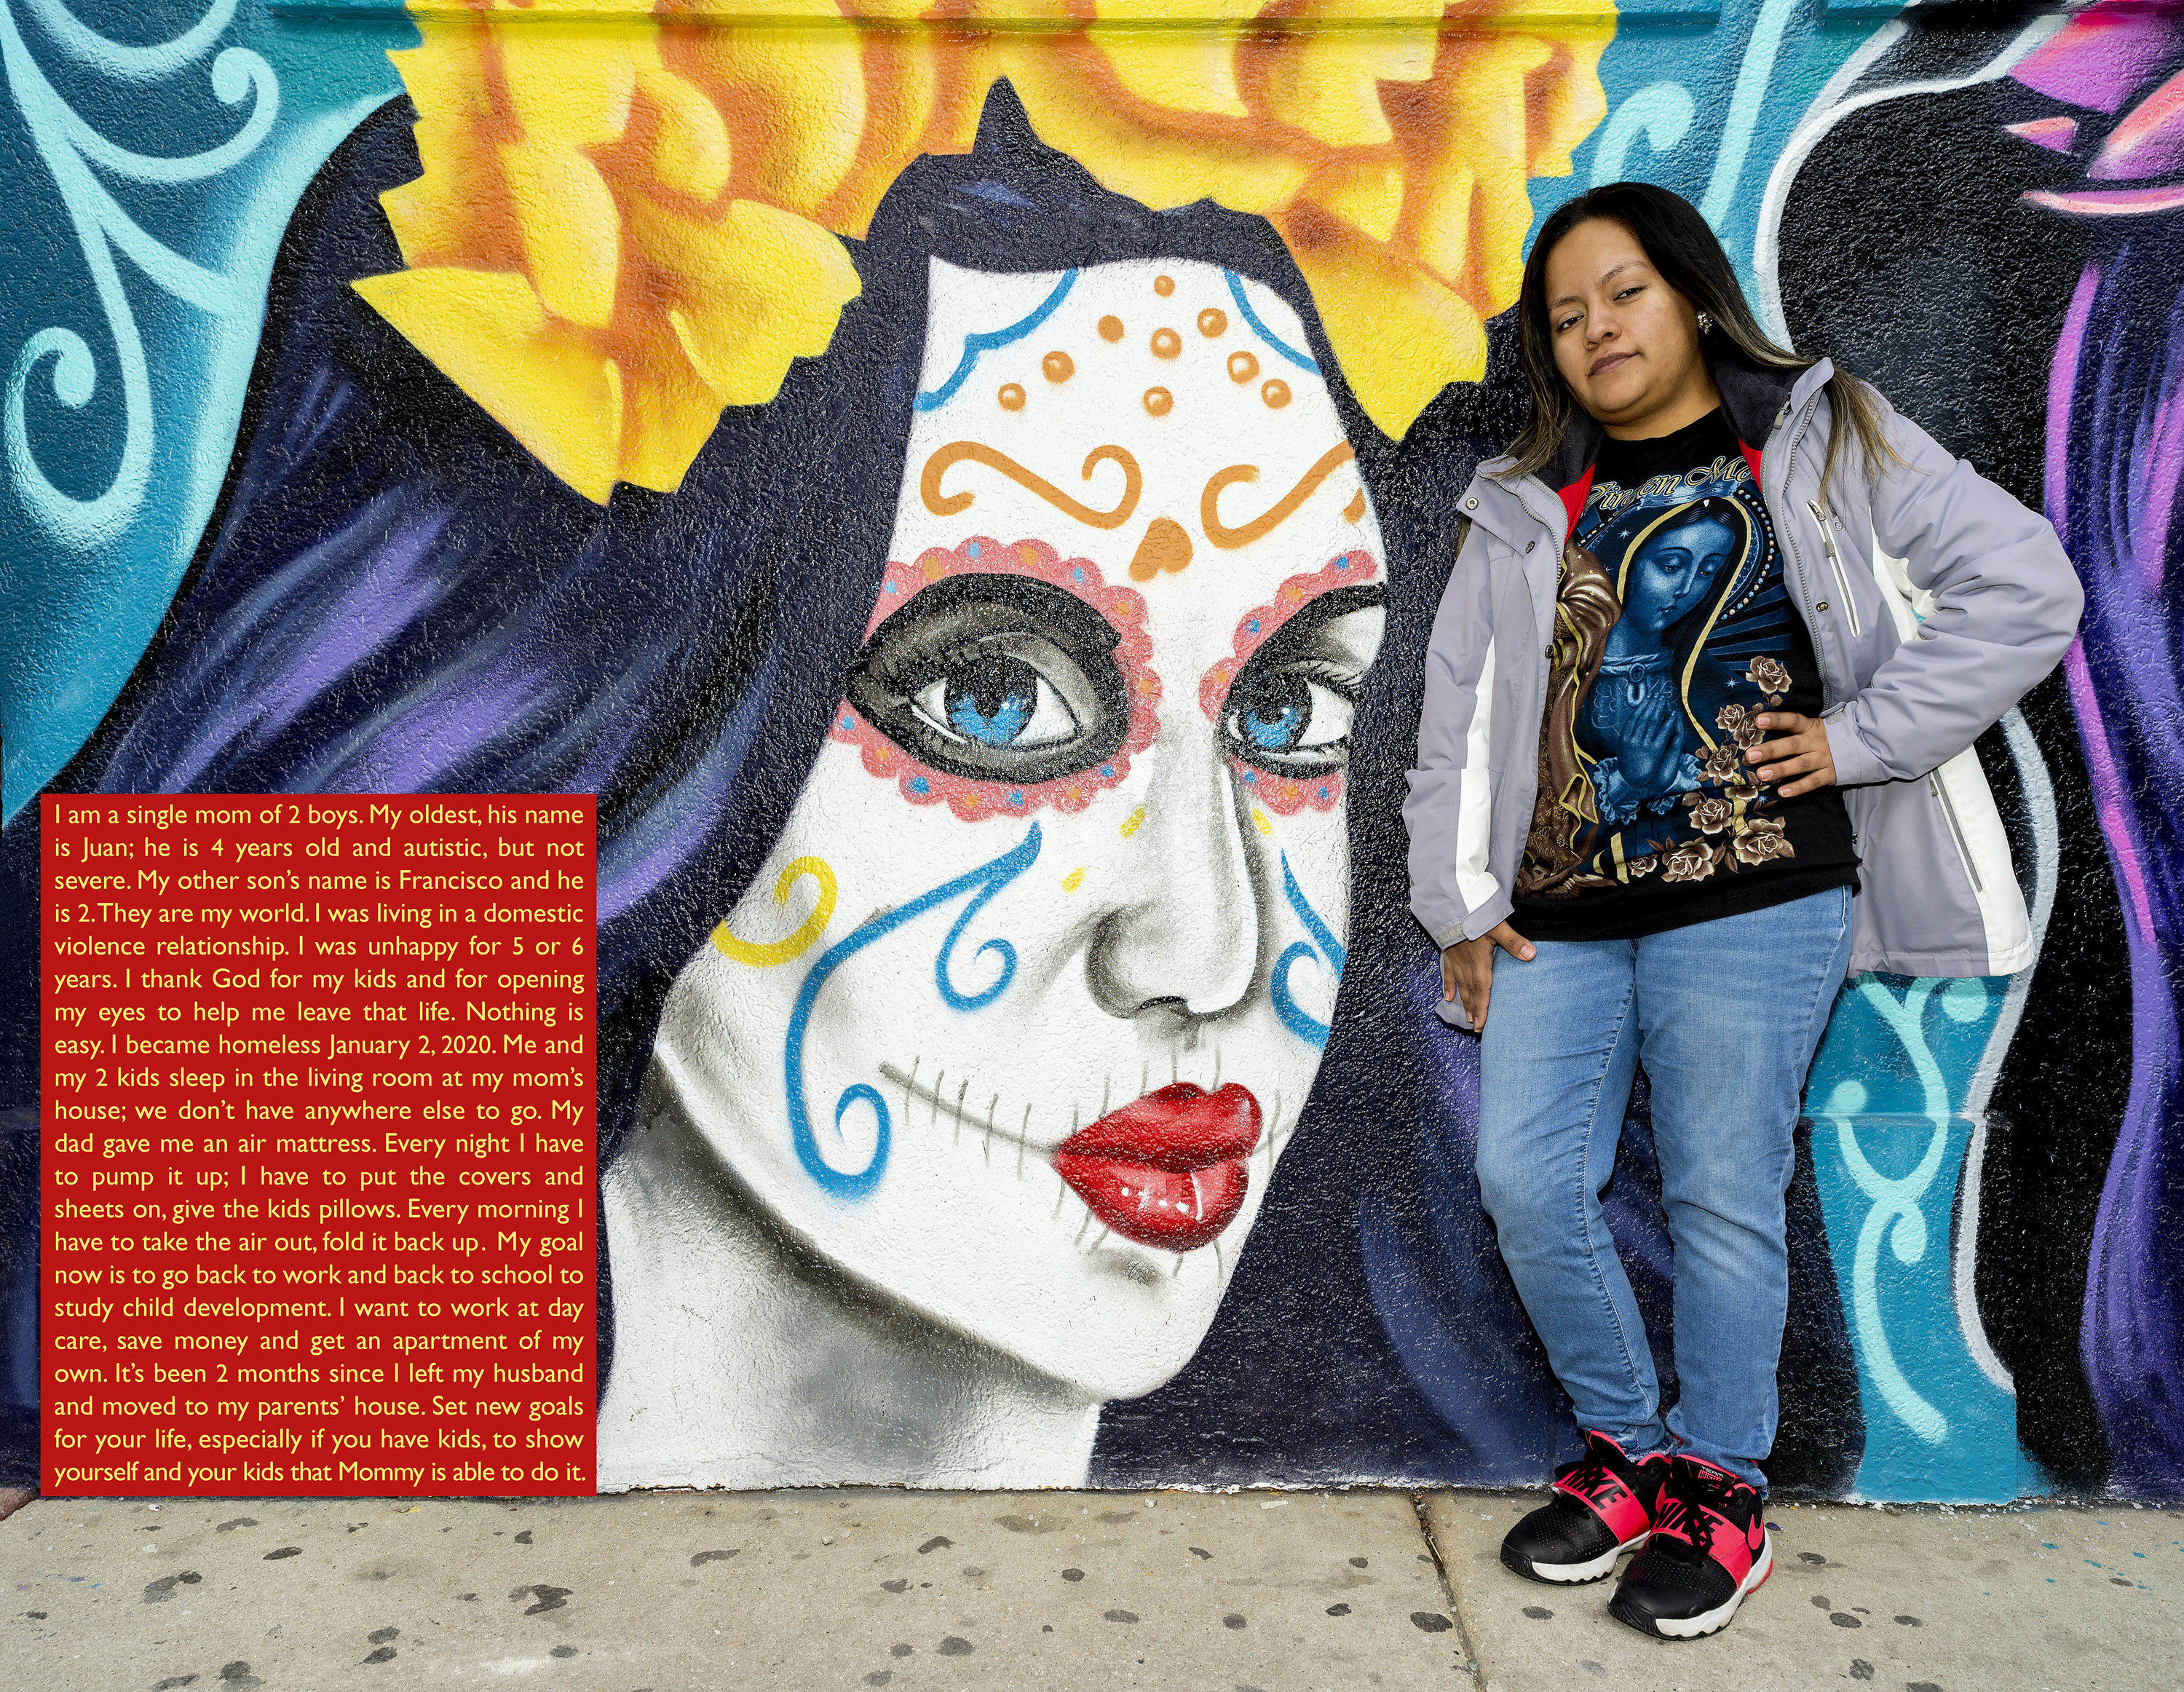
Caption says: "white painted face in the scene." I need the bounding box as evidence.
[649,257,1387,1400]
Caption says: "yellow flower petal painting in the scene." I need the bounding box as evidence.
[357,0,1613,502]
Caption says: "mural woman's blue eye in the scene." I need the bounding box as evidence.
[1216,584,1386,780]
[1238,679,1310,753]
[844,574,1128,784]
[949,669,1033,744]
[911,656,1080,750]
[1225,673,1354,765]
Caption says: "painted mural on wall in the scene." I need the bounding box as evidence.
[2,0,2179,1501]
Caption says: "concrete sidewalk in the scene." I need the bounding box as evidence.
[2,1487,2175,1690]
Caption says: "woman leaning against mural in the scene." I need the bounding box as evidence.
[1405,183,2083,1637]
[39,2,1617,1488]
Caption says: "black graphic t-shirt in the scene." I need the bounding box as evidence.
[1513,409,1858,941]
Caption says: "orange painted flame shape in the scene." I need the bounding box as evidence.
[355,0,1613,504]
[921,442,1145,529]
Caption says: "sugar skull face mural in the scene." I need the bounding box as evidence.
[5,0,2183,1503]
[600,258,1384,1483]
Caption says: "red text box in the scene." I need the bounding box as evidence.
[41,794,597,1495]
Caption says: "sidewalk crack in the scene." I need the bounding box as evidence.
[1411,1492,1483,1684]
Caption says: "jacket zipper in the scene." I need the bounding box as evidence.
[1490,476,1563,855]
[1770,395,1838,703]
[1808,499,1862,636]
[1509,479,1564,547]
[1929,770,1984,895]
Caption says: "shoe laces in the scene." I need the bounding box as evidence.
[1656,1464,1738,1559]
[1555,1453,1615,1498]
[1653,1495,1717,1559]
[1552,1433,1629,1502]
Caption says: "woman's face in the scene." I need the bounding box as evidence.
[1626,512,1736,634]
[652,258,1385,1400]
[1544,218,1708,430]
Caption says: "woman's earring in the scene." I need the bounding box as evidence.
[1695,311,1714,335]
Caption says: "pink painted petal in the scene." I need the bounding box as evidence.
[2025,182,2184,216]
[2007,115,2081,152]
[2012,2,2184,115]
[2089,68,2184,179]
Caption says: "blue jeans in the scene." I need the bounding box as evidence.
[1474,887,1853,1490]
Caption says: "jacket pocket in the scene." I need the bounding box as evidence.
[1928,769,1982,896]
[1809,500,1861,636]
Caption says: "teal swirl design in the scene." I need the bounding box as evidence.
[1,0,278,548]
[1695,0,1801,224]
[1589,82,1694,185]
[1808,971,2022,1500]
[1,2,404,819]
[1271,854,1345,1049]
[1818,978,1988,1442]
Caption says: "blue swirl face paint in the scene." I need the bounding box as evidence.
[1224,269,1318,374]
[782,824,1041,1198]
[914,269,1078,411]
[1271,853,1346,1048]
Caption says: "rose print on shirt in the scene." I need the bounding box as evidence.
[1661,839,1717,883]
[1733,818,1795,865]
[1746,655,1791,703]
[1688,795,1735,835]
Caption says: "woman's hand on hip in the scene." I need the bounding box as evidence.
[1747,712,1837,796]
[1442,921,1536,1032]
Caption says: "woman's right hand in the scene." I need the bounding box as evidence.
[1441,921,1537,1031]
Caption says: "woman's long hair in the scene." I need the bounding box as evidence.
[1507,183,1896,492]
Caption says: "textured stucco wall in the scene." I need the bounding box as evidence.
[2,0,2177,1501]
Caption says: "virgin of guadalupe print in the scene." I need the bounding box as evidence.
[1514,416,1857,938]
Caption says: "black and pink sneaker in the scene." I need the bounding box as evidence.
[1500,1431,1669,1584]
[1608,1454,1772,1639]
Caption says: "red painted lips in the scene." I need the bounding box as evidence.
[1053,1083,1262,1252]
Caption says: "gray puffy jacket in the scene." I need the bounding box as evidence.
[1404,355,2083,1028]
